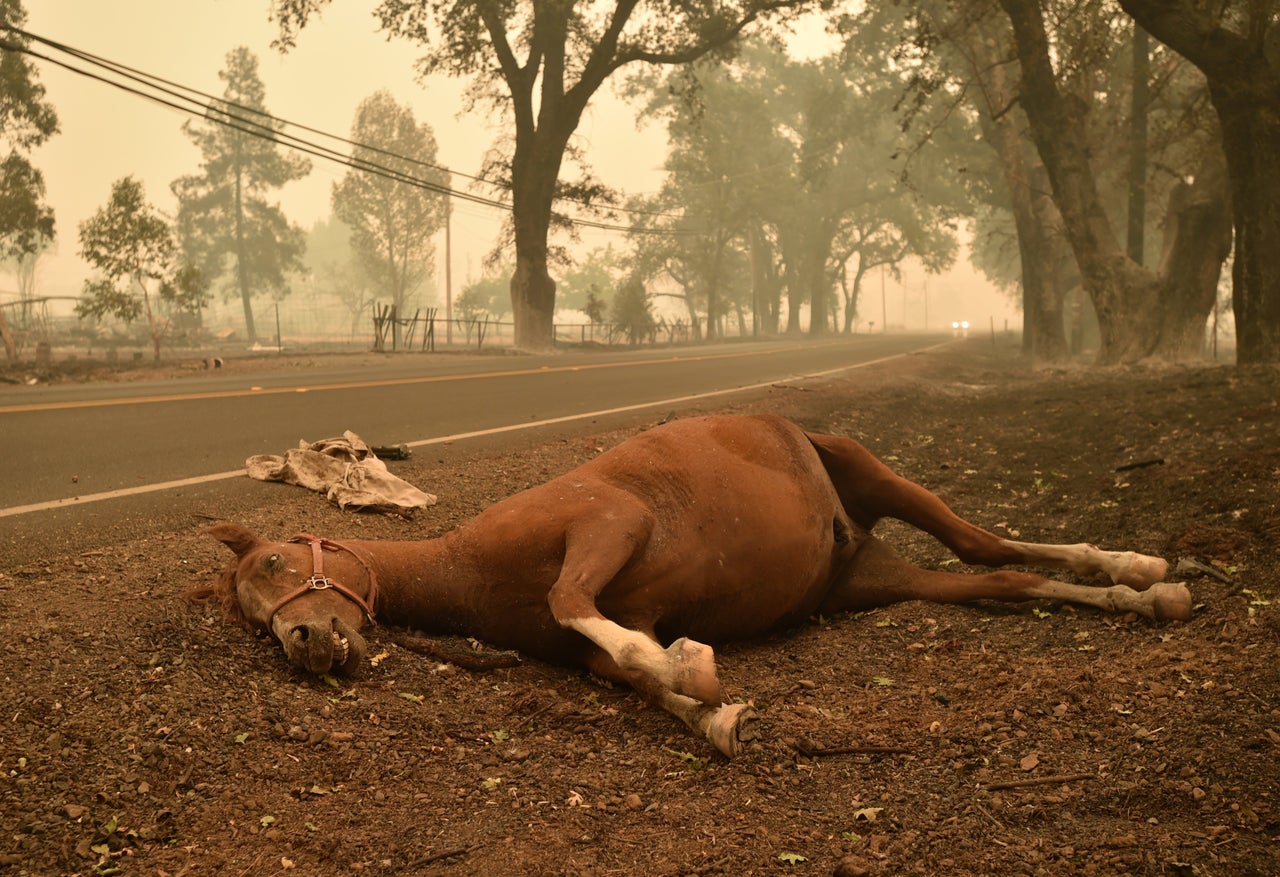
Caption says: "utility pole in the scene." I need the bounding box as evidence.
[880,264,887,332]
[445,178,453,346]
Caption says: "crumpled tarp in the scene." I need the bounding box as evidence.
[245,430,436,514]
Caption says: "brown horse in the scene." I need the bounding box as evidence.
[197,414,1192,756]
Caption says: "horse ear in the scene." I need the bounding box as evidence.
[208,523,261,557]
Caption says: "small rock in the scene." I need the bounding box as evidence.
[834,856,870,877]
[623,793,643,810]
[64,804,87,820]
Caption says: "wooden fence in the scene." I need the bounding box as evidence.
[373,305,703,352]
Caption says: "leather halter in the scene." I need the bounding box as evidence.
[265,533,379,627]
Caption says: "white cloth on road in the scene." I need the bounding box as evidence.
[245,430,436,514]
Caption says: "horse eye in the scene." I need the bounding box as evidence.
[263,553,281,571]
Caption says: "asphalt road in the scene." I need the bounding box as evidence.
[0,334,942,563]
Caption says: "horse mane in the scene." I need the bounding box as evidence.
[185,562,248,626]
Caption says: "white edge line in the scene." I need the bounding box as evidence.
[0,344,938,519]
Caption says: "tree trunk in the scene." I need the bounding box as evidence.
[1116,0,1280,363]
[0,307,17,361]
[705,239,724,342]
[748,225,780,335]
[1127,25,1150,265]
[507,92,573,350]
[961,16,1069,362]
[1212,84,1280,363]
[998,0,1159,364]
[1152,152,1232,359]
[840,260,867,334]
[780,231,804,334]
[800,230,833,337]
[234,157,256,344]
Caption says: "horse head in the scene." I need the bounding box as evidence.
[203,523,377,675]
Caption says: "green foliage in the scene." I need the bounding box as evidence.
[302,216,377,334]
[456,269,512,321]
[332,90,446,314]
[0,0,59,344]
[610,275,655,345]
[76,177,209,361]
[0,1,60,152]
[630,35,968,337]
[557,245,624,314]
[583,290,608,324]
[0,151,53,261]
[172,47,310,341]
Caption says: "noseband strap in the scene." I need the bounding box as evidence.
[266,533,379,626]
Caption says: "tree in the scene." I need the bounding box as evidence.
[76,178,209,363]
[633,35,964,337]
[173,47,310,343]
[941,5,1076,360]
[994,0,1231,363]
[332,90,446,316]
[611,275,655,344]
[557,245,624,314]
[1116,0,1280,363]
[301,216,377,339]
[455,269,512,322]
[271,0,818,350]
[0,2,59,360]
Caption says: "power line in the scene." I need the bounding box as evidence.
[0,23,701,235]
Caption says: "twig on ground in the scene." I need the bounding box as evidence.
[407,845,479,868]
[388,632,521,670]
[791,740,911,758]
[983,773,1096,791]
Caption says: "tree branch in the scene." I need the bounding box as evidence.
[1117,0,1262,82]
[478,4,537,130]
[610,0,815,72]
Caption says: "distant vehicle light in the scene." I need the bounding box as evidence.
[961,320,970,330]
[951,321,959,329]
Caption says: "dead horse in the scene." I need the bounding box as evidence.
[196,413,1192,757]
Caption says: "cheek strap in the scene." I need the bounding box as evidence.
[265,533,378,628]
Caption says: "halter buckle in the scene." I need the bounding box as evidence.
[306,574,334,590]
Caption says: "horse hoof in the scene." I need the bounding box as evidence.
[1150,581,1193,622]
[706,703,758,758]
[668,637,722,706]
[1116,552,1168,589]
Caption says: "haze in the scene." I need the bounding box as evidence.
[15,1,1017,331]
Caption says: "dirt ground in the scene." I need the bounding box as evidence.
[2,341,1278,876]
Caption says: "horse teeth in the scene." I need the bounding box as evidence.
[331,632,350,666]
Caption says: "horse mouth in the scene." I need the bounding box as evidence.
[332,632,351,667]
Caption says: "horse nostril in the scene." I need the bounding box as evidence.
[294,625,310,642]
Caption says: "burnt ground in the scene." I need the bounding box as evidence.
[2,341,1278,876]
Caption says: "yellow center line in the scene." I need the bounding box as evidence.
[0,343,841,414]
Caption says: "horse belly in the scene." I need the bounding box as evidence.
[638,514,843,645]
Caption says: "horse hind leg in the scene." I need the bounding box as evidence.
[997,539,1167,589]
[822,535,1191,622]
[808,432,1169,588]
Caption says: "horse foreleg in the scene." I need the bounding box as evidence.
[823,535,1192,621]
[584,652,758,758]
[546,511,721,706]
[562,617,721,706]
